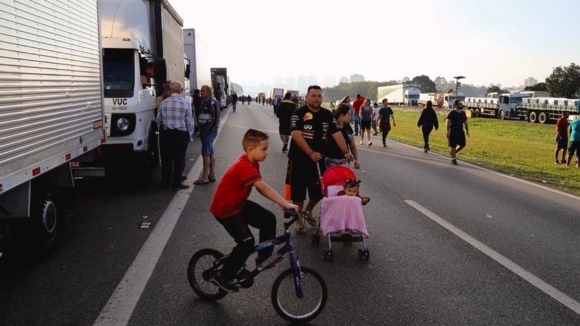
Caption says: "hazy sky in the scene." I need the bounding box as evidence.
[169,0,580,88]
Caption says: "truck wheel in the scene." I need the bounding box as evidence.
[499,110,507,120]
[528,111,537,123]
[474,109,481,117]
[32,191,63,257]
[538,112,548,124]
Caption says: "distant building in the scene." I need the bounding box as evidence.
[350,74,365,82]
[524,77,538,87]
[339,76,349,84]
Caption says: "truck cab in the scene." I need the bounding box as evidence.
[97,0,187,183]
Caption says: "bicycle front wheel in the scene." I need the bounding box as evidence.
[187,248,228,301]
[271,266,328,323]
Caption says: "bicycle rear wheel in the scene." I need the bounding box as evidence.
[187,248,228,301]
[271,266,328,323]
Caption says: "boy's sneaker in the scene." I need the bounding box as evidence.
[451,158,458,165]
[368,142,372,146]
[282,144,288,152]
[561,159,567,164]
[360,141,363,145]
[554,160,560,165]
[210,270,238,293]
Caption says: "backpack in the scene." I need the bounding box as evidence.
[197,98,215,131]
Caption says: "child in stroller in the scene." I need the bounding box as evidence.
[314,166,370,261]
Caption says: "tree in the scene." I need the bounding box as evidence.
[434,76,447,86]
[486,85,508,95]
[546,63,580,98]
[411,75,437,92]
[524,82,548,92]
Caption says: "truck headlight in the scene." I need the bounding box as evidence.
[117,118,130,131]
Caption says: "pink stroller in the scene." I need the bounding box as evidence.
[311,166,370,261]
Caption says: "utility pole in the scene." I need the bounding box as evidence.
[453,76,465,109]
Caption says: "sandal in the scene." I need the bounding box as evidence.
[302,211,317,227]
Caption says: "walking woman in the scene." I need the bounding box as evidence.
[325,104,360,169]
[417,100,439,152]
[359,98,373,146]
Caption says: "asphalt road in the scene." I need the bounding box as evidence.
[1,102,580,325]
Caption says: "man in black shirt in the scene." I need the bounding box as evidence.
[446,99,470,165]
[286,85,352,233]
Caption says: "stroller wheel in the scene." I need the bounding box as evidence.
[323,250,333,261]
[357,249,370,261]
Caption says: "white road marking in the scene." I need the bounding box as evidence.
[93,109,231,326]
[405,200,580,315]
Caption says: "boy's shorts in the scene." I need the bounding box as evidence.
[556,136,568,149]
[568,141,580,157]
[286,159,324,202]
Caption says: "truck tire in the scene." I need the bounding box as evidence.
[538,112,548,124]
[474,108,481,117]
[499,110,507,120]
[32,190,63,257]
[528,111,537,123]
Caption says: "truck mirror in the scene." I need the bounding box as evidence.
[184,58,191,79]
[154,58,167,94]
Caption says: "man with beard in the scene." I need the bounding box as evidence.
[285,85,352,233]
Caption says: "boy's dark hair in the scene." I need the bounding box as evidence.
[284,92,292,100]
[242,128,269,150]
[307,85,322,94]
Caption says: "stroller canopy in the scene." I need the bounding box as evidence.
[321,166,357,191]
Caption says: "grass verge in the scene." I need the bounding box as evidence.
[384,108,580,196]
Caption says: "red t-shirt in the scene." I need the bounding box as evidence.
[556,117,569,138]
[352,97,365,114]
[209,154,262,218]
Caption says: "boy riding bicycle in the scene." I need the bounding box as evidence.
[209,129,299,292]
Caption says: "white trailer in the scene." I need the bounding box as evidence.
[95,0,188,183]
[0,0,105,255]
[183,28,212,92]
[377,84,420,106]
[520,97,580,124]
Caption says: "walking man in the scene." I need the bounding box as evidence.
[276,92,297,152]
[156,81,194,189]
[352,94,365,136]
[286,85,352,233]
[446,99,470,165]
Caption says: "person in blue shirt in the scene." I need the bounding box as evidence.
[566,115,580,167]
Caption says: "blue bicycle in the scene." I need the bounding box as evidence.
[187,210,328,323]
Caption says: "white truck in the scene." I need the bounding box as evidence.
[183,28,212,92]
[441,92,466,109]
[404,88,421,106]
[91,0,189,184]
[0,0,105,255]
[377,84,421,106]
[464,92,530,120]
